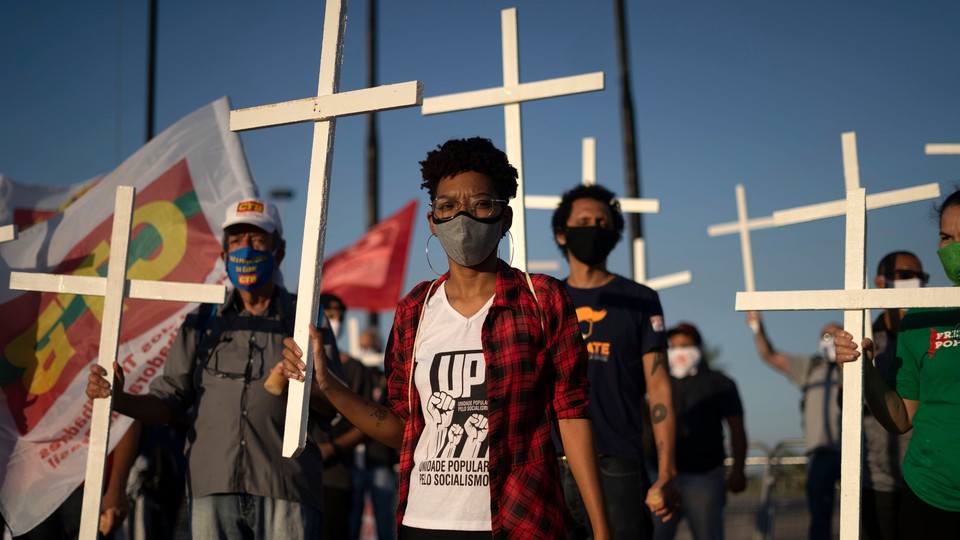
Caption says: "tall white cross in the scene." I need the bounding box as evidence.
[229,0,422,457]
[735,132,954,540]
[421,8,604,272]
[0,224,16,243]
[9,186,225,540]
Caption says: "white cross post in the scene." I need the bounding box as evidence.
[736,132,954,540]
[229,0,422,457]
[421,8,604,272]
[0,224,16,243]
[9,185,225,540]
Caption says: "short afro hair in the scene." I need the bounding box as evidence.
[550,184,625,255]
[419,137,518,200]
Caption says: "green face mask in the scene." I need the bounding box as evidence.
[938,241,960,286]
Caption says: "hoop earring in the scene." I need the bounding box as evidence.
[504,230,515,267]
[425,234,446,276]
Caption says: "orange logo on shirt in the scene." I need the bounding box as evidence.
[576,306,607,339]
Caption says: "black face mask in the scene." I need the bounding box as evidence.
[563,226,620,265]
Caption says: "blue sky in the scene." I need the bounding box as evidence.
[3,1,960,448]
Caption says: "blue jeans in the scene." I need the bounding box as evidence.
[190,494,322,540]
[806,450,841,540]
[559,455,651,540]
[349,463,398,540]
[648,464,726,540]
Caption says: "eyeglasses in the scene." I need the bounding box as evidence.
[887,269,930,285]
[431,197,507,221]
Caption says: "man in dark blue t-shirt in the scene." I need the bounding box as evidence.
[551,184,679,540]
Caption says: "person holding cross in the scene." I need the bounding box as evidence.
[549,183,680,539]
[280,137,611,539]
[745,312,842,540]
[836,189,960,536]
[87,198,340,539]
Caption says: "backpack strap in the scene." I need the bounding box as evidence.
[409,280,440,415]
[194,303,218,349]
[524,271,544,332]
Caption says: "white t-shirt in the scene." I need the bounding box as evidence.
[402,282,493,531]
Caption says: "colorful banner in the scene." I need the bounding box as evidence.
[321,200,418,312]
[0,97,254,534]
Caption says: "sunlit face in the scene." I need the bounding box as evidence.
[940,204,960,250]
[428,171,511,234]
[877,253,924,289]
[668,333,696,349]
[565,198,613,229]
[224,224,274,253]
[557,198,614,248]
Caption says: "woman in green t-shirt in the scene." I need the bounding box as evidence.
[836,188,960,537]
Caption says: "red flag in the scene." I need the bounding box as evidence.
[321,200,418,311]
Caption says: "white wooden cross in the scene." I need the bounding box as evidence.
[421,8,604,272]
[8,186,225,540]
[707,184,775,295]
[0,224,16,243]
[925,143,960,155]
[735,132,955,540]
[229,0,422,457]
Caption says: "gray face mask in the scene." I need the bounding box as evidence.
[432,212,502,267]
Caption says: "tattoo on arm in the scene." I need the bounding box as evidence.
[370,406,388,427]
[651,403,667,424]
[650,352,667,376]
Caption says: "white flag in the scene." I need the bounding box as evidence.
[0,97,254,534]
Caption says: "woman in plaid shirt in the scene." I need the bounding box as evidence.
[282,137,610,539]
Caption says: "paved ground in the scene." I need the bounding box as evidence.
[672,494,841,540]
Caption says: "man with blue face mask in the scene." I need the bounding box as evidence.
[87,198,340,539]
[859,251,925,540]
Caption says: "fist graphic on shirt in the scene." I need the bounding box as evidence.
[444,423,465,457]
[464,413,488,443]
[427,391,456,428]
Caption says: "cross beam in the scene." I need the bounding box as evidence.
[9,186,224,540]
[229,0,422,457]
[734,132,943,540]
[421,8,604,272]
[925,143,960,155]
[773,184,940,226]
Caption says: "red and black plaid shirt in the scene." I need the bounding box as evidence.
[385,261,590,539]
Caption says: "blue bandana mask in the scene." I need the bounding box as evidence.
[226,247,275,291]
